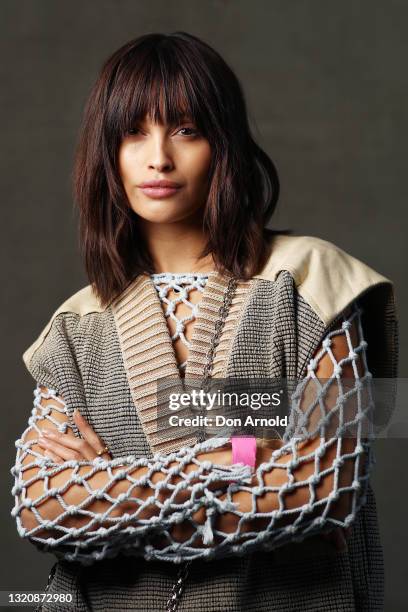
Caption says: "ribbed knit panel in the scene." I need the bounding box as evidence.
[110,272,253,454]
[111,273,188,454]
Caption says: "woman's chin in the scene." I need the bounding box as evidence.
[132,205,198,224]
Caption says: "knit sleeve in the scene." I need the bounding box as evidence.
[22,312,90,438]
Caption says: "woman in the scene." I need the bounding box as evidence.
[11,32,398,611]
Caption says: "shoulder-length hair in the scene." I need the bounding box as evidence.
[72,31,292,307]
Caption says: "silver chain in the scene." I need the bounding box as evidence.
[165,275,238,612]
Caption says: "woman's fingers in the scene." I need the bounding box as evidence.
[37,410,112,461]
[38,431,95,461]
[73,410,111,458]
[44,449,64,464]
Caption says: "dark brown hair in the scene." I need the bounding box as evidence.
[72,31,292,307]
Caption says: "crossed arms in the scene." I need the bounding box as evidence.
[12,304,372,563]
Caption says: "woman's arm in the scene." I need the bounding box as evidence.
[11,386,248,563]
[12,302,371,564]
[143,301,374,560]
[212,303,369,533]
[15,389,234,532]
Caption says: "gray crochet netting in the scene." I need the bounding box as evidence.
[149,272,211,374]
[11,294,373,566]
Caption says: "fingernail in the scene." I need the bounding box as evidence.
[43,430,55,438]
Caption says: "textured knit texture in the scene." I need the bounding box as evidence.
[14,237,399,611]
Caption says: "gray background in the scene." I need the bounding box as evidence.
[1,1,406,610]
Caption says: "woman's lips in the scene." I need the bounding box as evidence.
[140,186,181,199]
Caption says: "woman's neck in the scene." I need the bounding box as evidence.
[137,216,216,274]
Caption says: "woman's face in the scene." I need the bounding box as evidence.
[118,114,212,224]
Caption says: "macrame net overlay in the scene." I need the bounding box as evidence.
[11,301,374,565]
[150,271,210,373]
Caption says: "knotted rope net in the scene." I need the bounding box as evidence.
[150,271,211,373]
[11,302,374,565]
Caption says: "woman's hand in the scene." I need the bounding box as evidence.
[37,410,112,463]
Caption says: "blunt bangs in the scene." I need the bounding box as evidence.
[105,35,231,154]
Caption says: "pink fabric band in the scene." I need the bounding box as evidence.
[231,435,257,468]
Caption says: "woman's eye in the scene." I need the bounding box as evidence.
[125,126,199,137]
[177,126,199,136]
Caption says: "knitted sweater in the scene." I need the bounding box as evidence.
[13,234,398,611]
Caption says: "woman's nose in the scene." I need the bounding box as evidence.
[148,137,174,172]
[149,158,173,172]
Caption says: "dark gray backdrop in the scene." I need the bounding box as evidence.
[1,1,407,610]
